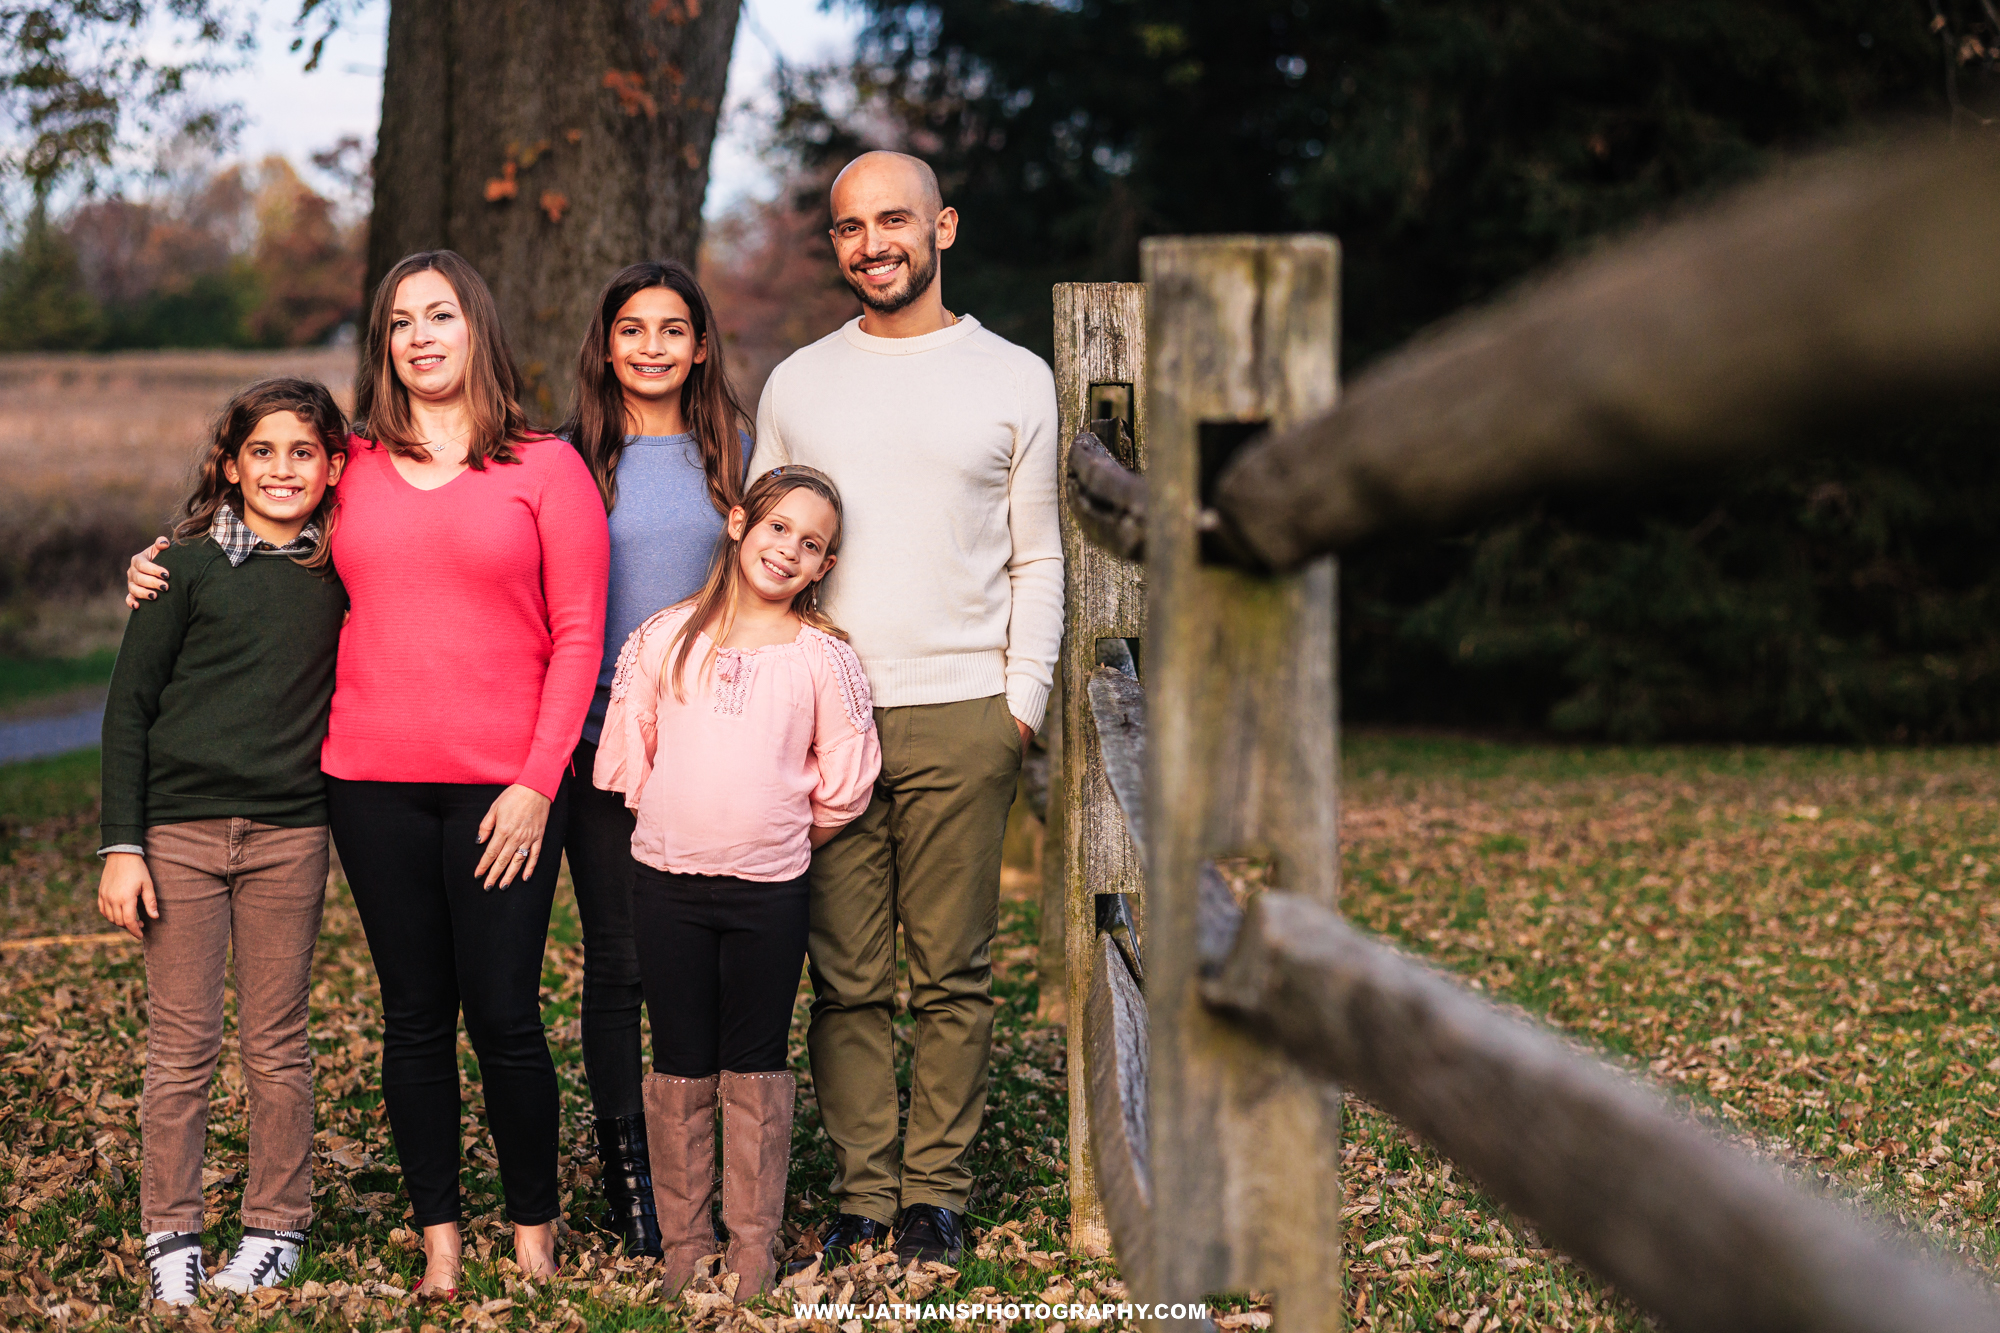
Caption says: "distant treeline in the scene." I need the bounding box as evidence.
[1338,401,2000,744]
[0,152,364,353]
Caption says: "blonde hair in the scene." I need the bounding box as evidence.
[664,466,847,702]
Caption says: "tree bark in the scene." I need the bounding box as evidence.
[368,0,741,421]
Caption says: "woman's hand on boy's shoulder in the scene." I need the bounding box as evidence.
[125,537,172,610]
[97,852,158,940]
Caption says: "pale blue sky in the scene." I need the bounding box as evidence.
[204,0,862,217]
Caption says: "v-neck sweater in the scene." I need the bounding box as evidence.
[749,315,1064,731]
[320,435,609,798]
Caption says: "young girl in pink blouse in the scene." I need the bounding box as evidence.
[594,465,880,1296]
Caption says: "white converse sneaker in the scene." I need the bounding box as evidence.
[142,1231,205,1306]
[209,1227,304,1294]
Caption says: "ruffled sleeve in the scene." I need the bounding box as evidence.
[593,608,678,810]
[804,629,882,827]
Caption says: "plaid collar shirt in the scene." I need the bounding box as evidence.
[210,505,321,567]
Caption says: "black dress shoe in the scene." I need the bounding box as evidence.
[788,1212,892,1273]
[594,1113,664,1259]
[893,1204,964,1264]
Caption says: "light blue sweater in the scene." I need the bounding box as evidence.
[582,433,742,745]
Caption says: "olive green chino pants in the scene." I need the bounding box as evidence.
[806,694,1023,1223]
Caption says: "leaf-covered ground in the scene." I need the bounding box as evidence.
[4,737,1999,1330]
[1335,737,2000,1331]
[0,749,1123,1333]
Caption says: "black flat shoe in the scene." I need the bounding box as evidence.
[595,1113,664,1259]
[892,1204,964,1265]
[788,1212,893,1273]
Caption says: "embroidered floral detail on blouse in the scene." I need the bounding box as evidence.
[610,608,677,704]
[713,650,758,716]
[804,629,876,734]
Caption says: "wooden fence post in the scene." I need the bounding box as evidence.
[1142,238,1342,1329]
[1054,282,1149,1257]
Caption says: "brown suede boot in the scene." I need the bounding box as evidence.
[642,1073,719,1291]
[719,1070,796,1298]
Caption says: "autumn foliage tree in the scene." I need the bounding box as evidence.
[0,158,364,349]
[698,182,859,409]
[2,0,749,414]
[249,158,365,347]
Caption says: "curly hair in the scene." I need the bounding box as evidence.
[172,377,348,572]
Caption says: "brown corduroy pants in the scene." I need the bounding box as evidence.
[139,819,326,1234]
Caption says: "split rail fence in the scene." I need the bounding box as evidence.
[1044,138,2000,1333]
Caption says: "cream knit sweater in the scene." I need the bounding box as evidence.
[750,315,1065,731]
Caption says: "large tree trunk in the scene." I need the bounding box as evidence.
[368,0,741,421]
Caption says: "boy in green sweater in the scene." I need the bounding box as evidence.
[96,378,348,1307]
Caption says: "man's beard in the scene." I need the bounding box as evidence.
[845,233,940,314]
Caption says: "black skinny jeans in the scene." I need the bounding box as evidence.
[328,776,568,1227]
[561,738,647,1119]
[632,866,810,1077]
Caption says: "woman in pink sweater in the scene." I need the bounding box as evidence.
[322,249,608,1288]
[132,251,610,1294]
[319,251,607,1293]
[594,466,880,1295]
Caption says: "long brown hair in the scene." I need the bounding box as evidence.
[354,249,535,467]
[665,466,847,702]
[560,259,750,514]
[173,377,348,572]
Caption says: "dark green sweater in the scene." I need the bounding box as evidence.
[99,536,349,847]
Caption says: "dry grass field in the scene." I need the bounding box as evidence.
[0,349,354,659]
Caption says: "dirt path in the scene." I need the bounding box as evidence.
[0,689,104,764]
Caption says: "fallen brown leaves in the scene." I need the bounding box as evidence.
[8,738,1999,1330]
[0,763,1120,1330]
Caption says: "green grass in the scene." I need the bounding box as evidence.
[0,651,116,712]
[0,748,99,826]
[1329,733,2000,1329]
[0,750,105,941]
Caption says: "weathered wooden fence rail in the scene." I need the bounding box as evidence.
[1050,133,2000,1333]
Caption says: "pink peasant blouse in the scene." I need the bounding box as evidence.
[593,604,882,882]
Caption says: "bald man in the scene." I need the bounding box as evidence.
[747,151,1064,1265]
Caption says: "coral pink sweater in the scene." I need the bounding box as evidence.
[321,435,609,798]
[593,605,882,882]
